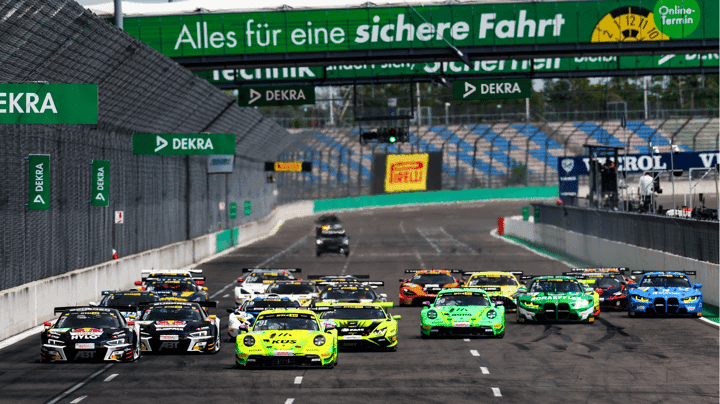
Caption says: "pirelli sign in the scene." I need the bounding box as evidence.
[265,161,313,172]
[384,153,429,193]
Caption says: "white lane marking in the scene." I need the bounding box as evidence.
[416,228,442,254]
[103,374,118,382]
[464,338,470,342]
[0,323,49,350]
[490,228,575,268]
[437,227,478,255]
[70,396,87,404]
[294,376,303,384]
[492,387,502,397]
[481,367,490,374]
[47,363,113,404]
[399,221,425,270]
[209,235,308,299]
[222,294,229,298]
[470,350,480,357]
[699,317,720,327]
[285,399,295,404]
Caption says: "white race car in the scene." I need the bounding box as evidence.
[226,297,302,341]
[234,268,300,307]
[134,269,205,289]
[255,280,321,307]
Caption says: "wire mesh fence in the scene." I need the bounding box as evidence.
[0,0,293,291]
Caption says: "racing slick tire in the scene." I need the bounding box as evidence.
[344,249,349,257]
[130,344,141,362]
[211,334,221,354]
[494,330,505,339]
[325,357,337,369]
[316,250,322,257]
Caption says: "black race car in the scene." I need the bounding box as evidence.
[138,301,220,354]
[315,214,344,236]
[93,290,160,320]
[144,278,209,302]
[311,282,387,306]
[41,307,141,362]
[316,232,350,257]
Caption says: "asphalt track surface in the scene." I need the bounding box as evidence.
[1,200,718,404]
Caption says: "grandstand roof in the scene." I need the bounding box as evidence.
[83,0,545,18]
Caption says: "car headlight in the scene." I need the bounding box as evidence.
[682,296,699,302]
[342,238,349,244]
[372,327,386,336]
[313,335,326,346]
[427,310,437,319]
[190,330,208,337]
[520,300,539,308]
[402,288,416,296]
[316,239,323,245]
[486,310,496,319]
[572,299,593,309]
[613,291,623,296]
[105,339,125,346]
[633,295,651,302]
[243,336,255,346]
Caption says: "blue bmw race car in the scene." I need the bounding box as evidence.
[627,271,702,317]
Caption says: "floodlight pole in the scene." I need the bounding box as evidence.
[114,0,123,29]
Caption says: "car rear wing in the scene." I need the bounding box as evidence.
[315,280,384,288]
[138,300,217,310]
[242,268,301,273]
[141,275,206,283]
[141,269,202,274]
[461,270,523,276]
[307,274,370,279]
[405,269,463,274]
[571,267,629,273]
[54,306,116,313]
[312,302,394,308]
[630,270,696,276]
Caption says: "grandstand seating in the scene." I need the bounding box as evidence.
[280,116,718,196]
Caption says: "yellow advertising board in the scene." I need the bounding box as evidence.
[384,153,429,193]
[274,162,303,172]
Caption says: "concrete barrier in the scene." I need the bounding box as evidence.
[0,200,315,342]
[504,215,720,307]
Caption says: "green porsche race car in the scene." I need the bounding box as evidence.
[314,302,401,351]
[234,309,338,368]
[515,276,596,323]
[420,288,505,338]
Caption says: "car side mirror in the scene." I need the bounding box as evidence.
[627,283,638,289]
[694,283,702,289]
[202,287,208,291]
[324,323,336,332]
[584,288,593,294]
[43,321,52,329]
[128,321,135,326]
[398,279,405,283]
[392,315,402,320]
[227,308,235,313]
[134,280,142,286]
[208,315,216,319]
[422,301,431,307]
[196,280,205,286]
[89,301,98,307]
[237,278,243,283]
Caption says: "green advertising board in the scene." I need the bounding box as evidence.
[229,202,238,219]
[196,53,719,84]
[0,84,98,124]
[453,78,531,100]
[123,1,718,59]
[238,85,315,106]
[91,160,109,207]
[132,133,236,155]
[28,154,50,211]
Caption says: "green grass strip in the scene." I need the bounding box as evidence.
[503,235,720,324]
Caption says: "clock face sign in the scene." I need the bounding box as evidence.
[591,6,670,42]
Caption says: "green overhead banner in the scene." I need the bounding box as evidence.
[124,0,717,58]
[28,154,50,211]
[197,53,719,83]
[91,160,110,207]
[0,84,98,124]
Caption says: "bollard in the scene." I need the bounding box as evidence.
[497,217,504,236]
[522,206,530,221]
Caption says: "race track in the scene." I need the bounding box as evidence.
[1,200,717,404]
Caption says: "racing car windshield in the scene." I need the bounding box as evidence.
[435,294,490,307]
[529,280,583,293]
[592,278,621,289]
[253,315,320,331]
[319,288,376,300]
[146,281,198,293]
[267,283,317,294]
[141,307,203,321]
[319,307,385,320]
[245,300,301,311]
[245,274,292,284]
[467,276,518,287]
[317,216,340,224]
[56,312,121,329]
[640,275,691,288]
[102,294,160,306]
[410,274,455,285]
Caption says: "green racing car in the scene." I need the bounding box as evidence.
[515,276,596,323]
[313,302,401,350]
[234,309,338,368]
[420,288,505,338]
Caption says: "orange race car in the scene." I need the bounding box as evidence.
[398,269,463,306]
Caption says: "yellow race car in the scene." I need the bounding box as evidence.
[463,271,532,312]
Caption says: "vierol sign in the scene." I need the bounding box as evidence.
[0,84,98,124]
[132,133,235,155]
[122,0,717,58]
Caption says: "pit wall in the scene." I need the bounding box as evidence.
[0,201,314,342]
[503,216,720,307]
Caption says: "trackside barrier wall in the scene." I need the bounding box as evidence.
[0,201,313,342]
[314,186,558,212]
[503,216,720,307]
